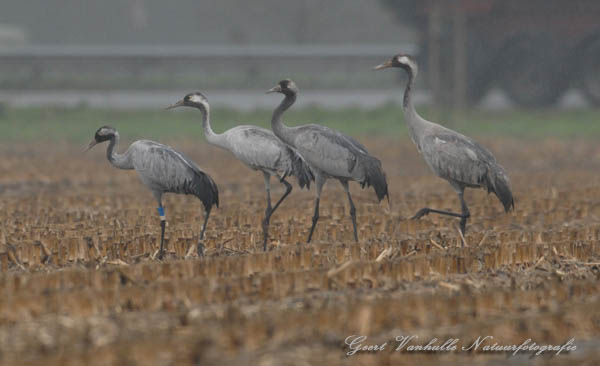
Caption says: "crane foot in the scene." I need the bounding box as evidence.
[411,208,431,220]
[152,249,165,261]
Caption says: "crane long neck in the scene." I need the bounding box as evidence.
[198,105,228,149]
[106,132,132,169]
[270,93,297,145]
[401,66,429,142]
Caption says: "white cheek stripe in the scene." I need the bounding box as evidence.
[190,95,205,104]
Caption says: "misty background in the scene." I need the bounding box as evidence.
[0,0,597,109]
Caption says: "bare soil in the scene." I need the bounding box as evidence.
[0,137,599,365]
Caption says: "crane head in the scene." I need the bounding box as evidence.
[374,54,418,76]
[84,126,116,152]
[266,79,298,96]
[166,92,208,111]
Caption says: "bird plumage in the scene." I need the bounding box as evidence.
[286,143,314,189]
[420,132,513,211]
[167,92,313,250]
[267,79,389,243]
[286,124,387,201]
[375,53,513,235]
[130,140,219,210]
[217,125,313,188]
[86,126,218,258]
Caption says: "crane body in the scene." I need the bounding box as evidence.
[375,54,514,236]
[167,93,313,250]
[86,126,219,258]
[267,79,388,243]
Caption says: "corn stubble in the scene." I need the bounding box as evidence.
[0,139,599,365]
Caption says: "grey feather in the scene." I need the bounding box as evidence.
[171,91,314,250]
[487,165,514,212]
[288,124,388,201]
[90,126,217,257]
[358,154,388,202]
[299,124,370,154]
[285,144,314,189]
[105,138,219,211]
[218,125,314,188]
[144,143,218,208]
[420,132,512,210]
[268,80,389,243]
[382,53,514,213]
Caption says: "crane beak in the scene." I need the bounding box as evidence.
[165,100,184,110]
[83,140,97,153]
[373,60,393,70]
[266,85,281,94]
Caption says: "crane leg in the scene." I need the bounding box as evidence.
[411,191,471,235]
[263,177,293,251]
[262,173,273,251]
[458,192,470,236]
[341,181,358,242]
[307,176,325,243]
[307,198,320,243]
[271,177,292,214]
[157,205,166,259]
[412,207,464,219]
[198,206,211,257]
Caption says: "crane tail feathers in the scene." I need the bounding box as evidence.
[361,157,389,203]
[488,168,514,212]
[289,149,315,189]
[188,170,219,210]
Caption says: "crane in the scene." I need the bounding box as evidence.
[166,92,313,250]
[374,53,514,236]
[85,126,219,258]
[266,79,388,243]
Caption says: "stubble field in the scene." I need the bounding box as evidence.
[1,133,600,365]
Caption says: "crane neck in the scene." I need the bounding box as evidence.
[270,93,297,146]
[402,66,418,118]
[198,104,228,149]
[106,132,132,169]
[401,66,429,142]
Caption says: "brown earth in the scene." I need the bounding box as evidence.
[0,137,599,365]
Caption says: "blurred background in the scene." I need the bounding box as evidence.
[0,0,599,142]
[3,3,600,365]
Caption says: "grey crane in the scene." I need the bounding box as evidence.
[374,54,514,235]
[166,92,313,250]
[266,79,388,243]
[85,126,219,258]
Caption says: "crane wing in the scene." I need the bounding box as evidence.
[421,133,496,188]
[132,141,219,209]
[291,124,366,179]
[225,126,289,173]
[422,132,514,211]
[305,124,369,154]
